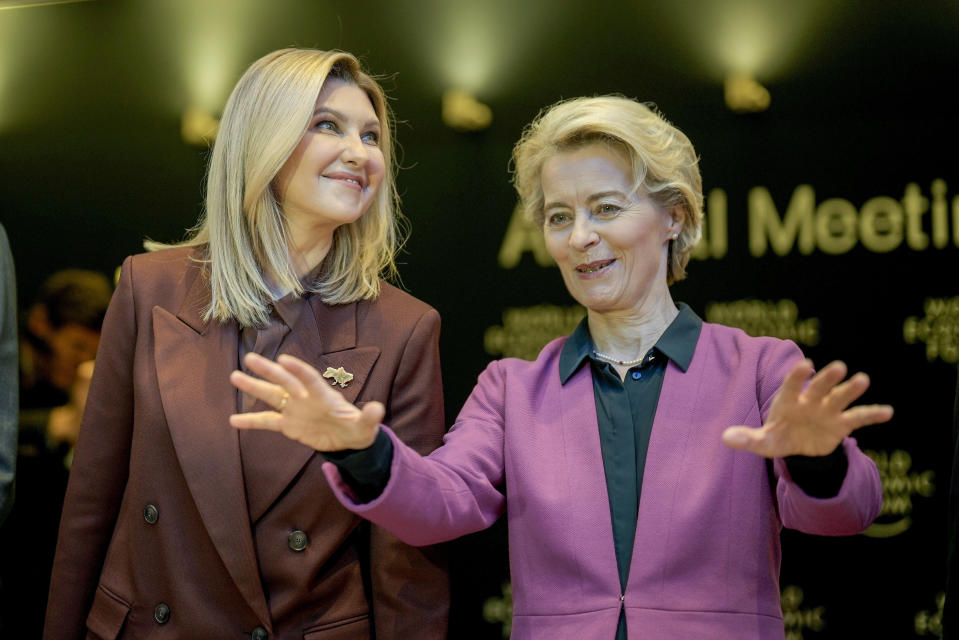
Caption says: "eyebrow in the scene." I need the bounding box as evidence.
[314,106,380,130]
[544,190,628,210]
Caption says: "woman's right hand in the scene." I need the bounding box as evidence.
[229,352,383,451]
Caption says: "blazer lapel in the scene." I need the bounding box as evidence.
[153,270,270,623]
[626,352,707,602]
[557,364,621,587]
[241,295,381,522]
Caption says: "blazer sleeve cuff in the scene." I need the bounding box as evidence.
[775,437,882,535]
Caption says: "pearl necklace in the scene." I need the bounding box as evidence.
[592,349,646,367]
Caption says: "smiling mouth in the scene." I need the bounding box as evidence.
[576,259,614,274]
[324,174,365,189]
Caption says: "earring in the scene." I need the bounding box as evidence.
[670,232,679,240]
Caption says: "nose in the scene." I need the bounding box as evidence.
[341,133,369,166]
[568,213,599,251]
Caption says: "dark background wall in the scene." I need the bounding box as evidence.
[1,0,956,637]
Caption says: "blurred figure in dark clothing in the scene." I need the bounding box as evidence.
[19,269,111,410]
[0,224,17,525]
[0,268,111,637]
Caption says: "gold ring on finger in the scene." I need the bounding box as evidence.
[277,391,291,412]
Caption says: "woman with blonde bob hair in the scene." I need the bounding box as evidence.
[511,95,703,286]
[177,47,402,326]
[45,48,449,639]
[230,94,891,639]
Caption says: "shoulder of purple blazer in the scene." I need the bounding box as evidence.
[698,320,802,361]
[494,335,567,372]
[472,336,568,394]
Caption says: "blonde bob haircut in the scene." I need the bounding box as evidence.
[511,95,703,284]
[150,48,402,327]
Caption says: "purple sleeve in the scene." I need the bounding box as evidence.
[757,339,882,535]
[323,360,510,546]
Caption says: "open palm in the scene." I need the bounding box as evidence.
[229,352,382,452]
[722,359,893,458]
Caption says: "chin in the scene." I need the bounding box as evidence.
[321,209,366,226]
[569,288,623,311]
[571,296,615,314]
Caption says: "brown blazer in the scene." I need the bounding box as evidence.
[44,248,449,640]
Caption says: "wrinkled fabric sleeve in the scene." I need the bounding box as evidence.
[43,256,136,640]
[321,428,392,502]
[757,339,882,535]
[324,358,508,547]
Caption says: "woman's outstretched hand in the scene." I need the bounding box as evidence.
[722,359,893,458]
[229,352,382,451]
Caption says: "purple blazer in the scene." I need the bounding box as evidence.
[325,321,882,639]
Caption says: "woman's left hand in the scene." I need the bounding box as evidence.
[721,359,893,458]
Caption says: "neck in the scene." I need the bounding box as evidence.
[587,294,679,364]
[288,224,334,278]
[267,225,334,299]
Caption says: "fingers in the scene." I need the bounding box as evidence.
[331,401,384,449]
[777,359,815,402]
[824,371,870,411]
[803,360,847,400]
[242,352,308,397]
[360,400,386,427]
[277,354,343,401]
[807,363,882,416]
[276,352,323,380]
[230,369,289,409]
[229,410,284,431]
[230,370,292,410]
[842,404,895,430]
[721,425,771,456]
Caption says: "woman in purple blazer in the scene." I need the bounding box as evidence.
[231,96,893,639]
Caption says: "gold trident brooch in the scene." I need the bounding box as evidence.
[322,366,354,388]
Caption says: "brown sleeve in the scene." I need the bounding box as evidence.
[43,256,137,640]
[368,307,450,639]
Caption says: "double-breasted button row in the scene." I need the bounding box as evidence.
[288,530,308,552]
[143,504,159,524]
[154,602,170,624]
[251,625,268,640]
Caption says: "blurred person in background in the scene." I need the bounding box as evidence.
[18,268,111,459]
[0,267,111,637]
[45,48,448,640]
[19,269,110,413]
[0,223,17,525]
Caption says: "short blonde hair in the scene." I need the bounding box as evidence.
[150,48,402,327]
[511,95,703,284]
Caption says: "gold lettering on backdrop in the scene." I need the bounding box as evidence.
[690,188,728,260]
[748,185,816,256]
[704,299,819,346]
[861,449,935,538]
[499,181,956,267]
[485,305,586,360]
[482,582,512,639]
[497,203,554,268]
[932,179,949,248]
[904,297,959,363]
[781,585,825,640]
[914,592,945,638]
[749,180,956,257]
